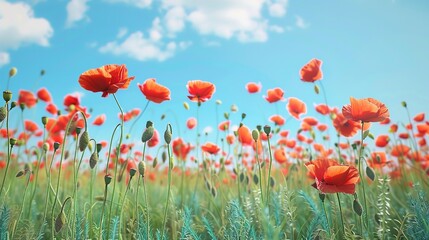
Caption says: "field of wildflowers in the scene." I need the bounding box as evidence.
[0,59,428,239]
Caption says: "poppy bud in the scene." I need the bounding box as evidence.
[153,157,158,168]
[55,212,66,232]
[164,124,172,144]
[40,69,45,76]
[252,129,259,142]
[263,125,271,137]
[79,131,89,152]
[16,170,26,178]
[88,142,93,152]
[3,91,12,103]
[41,116,48,126]
[162,151,167,163]
[43,143,50,152]
[241,113,246,120]
[0,106,6,122]
[401,101,407,108]
[314,85,320,94]
[129,168,137,178]
[138,161,146,177]
[19,103,25,111]
[89,152,98,169]
[211,187,217,198]
[54,142,60,151]
[224,112,229,120]
[353,199,363,216]
[270,176,275,188]
[104,174,112,186]
[161,114,165,120]
[366,166,375,181]
[96,143,102,153]
[9,101,16,110]
[231,104,238,112]
[9,67,17,78]
[252,174,259,185]
[216,100,222,105]
[142,126,154,143]
[319,193,325,202]
[75,127,82,135]
[9,138,17,147]
[125,134,130,140]
[183,102,190,110]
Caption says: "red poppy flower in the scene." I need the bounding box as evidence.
[300,59,323,83]
[37,88,52,102]
[380,118,391,125]
[369,152,388,168]
[147,129,159,148]
[226,134,235,145]
[218,120,230,131]
[399,132,409,139]
[92,114,106,126]
[270,115,285,126]
[274,148,287,164]
[342,97,389,122]
[287,97,307,119]
[237,125,253,146]
[25,120,39,132]
[18,90,38,108]
[303,117,318,126]
[78,64,135,97]
[46,103,58,115]
[414,113,425,122]
[375,135,389,147]
[264,87,284,103]
[317,124,328,132]
[187,80,216,103]
[201,142,220,155]
[333,113,360,137]
[246,82,261,93]
[186,118,197,130]
[172,138,192,160]
[285,139,296,149]
[390,124,398,133]
[305,158,359,194]
[391,144,410,157]
[138,78,171,103]
[315,103,330,115]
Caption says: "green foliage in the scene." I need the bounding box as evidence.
[407,190,429,240]
[180,207,200,240]
[202,216,217,240]
[223,200,260,240]
[0,205,10,240]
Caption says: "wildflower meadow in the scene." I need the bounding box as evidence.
[0,58,428,240]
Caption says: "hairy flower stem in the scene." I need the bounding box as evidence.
[11,171,31,239]
[106,93,124,238]
[265,135,274,207]
[255,138,264,203]
[358,121,369,231]
[143,178,150,240]
[336,193,345,237]
[0,102,10,201]
[161,137,173,240]
[135,143,147,237]
[41,147,58,235]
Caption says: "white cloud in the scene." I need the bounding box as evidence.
[295,15,309,29]
[66,0,89,27]
[105,0,151,8]
[116,27,128,38]
[0,52,10,67]
[164,6,186,36]
[268,0,287,17]
[203,126,213,135]
[269,25,284,33]
[0,1,53,63]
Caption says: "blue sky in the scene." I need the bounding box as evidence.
[1,0,428,149]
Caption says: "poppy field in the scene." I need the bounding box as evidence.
[0,59,428,240]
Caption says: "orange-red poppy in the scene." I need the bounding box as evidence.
[287,97,306,119]
[201,142,220,155]
[187,80,216,103]
[317,124,328,132]
[36,88,52,102]
[391,144,410,157]
[303,117,318,126]
[270,115,285,126]
[380,118,391,125]
[186,117,197,130]
[46,103,58,115]
[264,87,284,103]
[333,113,360,137]
[369,152,388,168]
[218,120,230,131]
[92,114,106,126]
[147,129,159,148]
[18,90,38,108]
[172,138,192,160]
[315,103,330,115]
[246,82,261,93]
[24,120,38,132]
[305,158,359,194]
[138,78,171,103]
[413,113,425,122]
[399,132,409,139]
[300,59,323,83]
[375,135,389,147]
[342,97,389,122]
[237,125,253,146]
[390,124,398,133]
[78,64,135,97]
[274,148,288,164]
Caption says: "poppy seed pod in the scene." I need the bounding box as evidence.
[263,125,271,137]
[241,113,246,120]
[252,130,259,142]
[41,116,48,126]
[142,126,154,143]
[9,138,17,146]
[96,143,102,153]
[138,161,146,177]
[89,152,98,169]
[10,101,17,110]
[43,143,50,152]
[129,168,137,178]
[401,101,407,108]
[79,131,89,152]
[146,121,153,128]
[0,106,6,122]
[3,91,12,102]
[75,127,82,135]
[9,67,17,78]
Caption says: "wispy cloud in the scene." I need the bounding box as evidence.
[66,0,90,27]
[295,15,309,29]
[0,52,10,67]
[104,0,152,8]
[0,0,53,66]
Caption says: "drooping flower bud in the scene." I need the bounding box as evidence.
[0,106,6,122]
[314,85,320,94]
[89,152,98,169]
[252,129,259,142]
[9,138,17,147]
[43,143,50,152]
[79,131,89,152]
[164,124,172,144]
[138,161,146,177]
[55,212,66,232]
[9,67,17,78]
[142,126,154,143]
